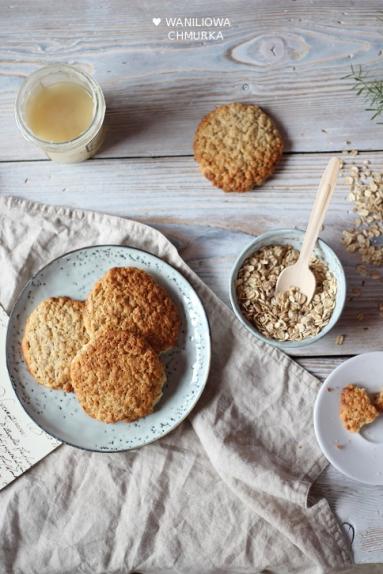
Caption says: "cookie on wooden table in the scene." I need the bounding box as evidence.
[22,297,89,392]
[84,267,180,353]
[71,329,166,423]
[193,102,284,192]
[340,384,378,432]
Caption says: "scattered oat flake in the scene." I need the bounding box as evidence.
[341,157,383,320]
[336,335,345,345]
[356,265,368,276]
[356,312,364,321]
[341,162,383,267]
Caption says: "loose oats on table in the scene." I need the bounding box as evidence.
[335,335,345,345]
[341,159,383,270]
[236,245,337,342]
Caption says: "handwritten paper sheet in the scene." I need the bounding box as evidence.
[0,306,60,491]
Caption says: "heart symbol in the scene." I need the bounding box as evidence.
[152,18,161,26]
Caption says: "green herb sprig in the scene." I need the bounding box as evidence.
[344,65,383,122]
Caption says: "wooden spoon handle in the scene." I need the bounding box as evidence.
[298,157,340,267]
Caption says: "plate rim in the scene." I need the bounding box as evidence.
[6,243,212,453]
[313,351,383,485]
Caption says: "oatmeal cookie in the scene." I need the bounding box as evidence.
[193,102,284,192]
[22,297,88,392]
[84,267,180,353]
[71,329,166,423]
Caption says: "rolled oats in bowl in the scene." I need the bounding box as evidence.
[236,245,337,342]
[229,229,347,349]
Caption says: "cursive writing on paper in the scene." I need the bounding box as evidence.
[0,307,60,490]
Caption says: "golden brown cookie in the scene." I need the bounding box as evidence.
[22,297,89,392]
[84,267,180,353]
[71,329,166,423]
[340,384,378,433]
[374,391,383,412]
[193,102,284,192]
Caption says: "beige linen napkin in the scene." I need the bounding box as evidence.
[0,196,352,574]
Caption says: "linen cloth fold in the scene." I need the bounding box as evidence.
[0,196,352,574]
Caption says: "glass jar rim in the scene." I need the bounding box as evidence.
[15,64,105,151]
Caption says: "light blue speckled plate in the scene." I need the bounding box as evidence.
[6,245,211,452]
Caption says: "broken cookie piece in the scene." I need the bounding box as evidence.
[340,384,378,433]
[374,391,383,413]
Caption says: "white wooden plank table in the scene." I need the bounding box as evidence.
[1,0,383,567]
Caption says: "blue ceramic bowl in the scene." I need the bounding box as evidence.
[229,229,347,350]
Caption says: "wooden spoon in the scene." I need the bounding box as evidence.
[275,157,340,303]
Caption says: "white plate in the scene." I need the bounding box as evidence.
[314,352,383,484]
[6,245,211,452]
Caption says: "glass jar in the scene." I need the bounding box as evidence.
[15,64,106,163]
